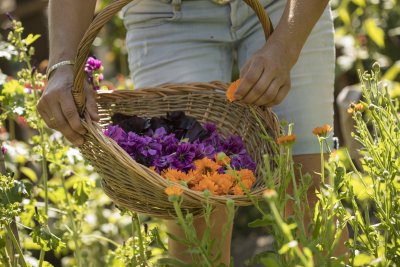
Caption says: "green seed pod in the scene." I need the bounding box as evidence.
[382,170,390,178]
[372,62,380,74]
[368,104,376,111]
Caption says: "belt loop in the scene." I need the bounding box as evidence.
[172,0,182,11]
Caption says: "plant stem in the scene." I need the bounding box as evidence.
[60,175,82,267]
[132,213,146,264]
[38,250,45,267]
[5,224,27,267]
[268,201,311,267]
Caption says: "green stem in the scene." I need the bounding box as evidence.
[268,201,311,267]
[1,247,12,267]
[5,224,27,267]
[132,213,146,264]
[38,250,45,267]
[172,201,213,267]
[60,175,82,267]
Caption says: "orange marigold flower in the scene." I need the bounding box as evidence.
[347,102,364,114]
[312,124,333,137]
[232,184,245,196]
[191,178,218,195]
[162,168,189,182]
[186,170,203,186]
[238,169,256,183]
[165,186,183,197]
[209,173,234,195]
[276,134,297,145]
[226,79,241,102]
[194,157,221,176]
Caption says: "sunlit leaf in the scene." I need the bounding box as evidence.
[364,19,385,48]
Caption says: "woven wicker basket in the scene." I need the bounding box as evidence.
[72,0,280,219]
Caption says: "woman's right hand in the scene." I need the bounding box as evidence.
[37,65,100,146]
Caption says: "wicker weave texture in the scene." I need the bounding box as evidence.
[73,0,279,219]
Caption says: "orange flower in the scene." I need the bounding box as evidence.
[226,79,241,102]
[232,184,245,196]
[194,157,221,176]
[209,173,234,195]
[276,134,297,145]
[312,124,333,137]
[162,168,189,182]
[165,186,183,197]
[347,102,364,113]
[191,178,218,194]
[238,169,256,183]
[186,169,203,186]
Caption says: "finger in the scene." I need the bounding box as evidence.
[253,78,283,106]
[239,61,251,78]
[235,60,264,100]
[60,90,87,135]
[46,101,85,146]
[84,85,100,122]
[266,84,291,107]
[241,70,276,105]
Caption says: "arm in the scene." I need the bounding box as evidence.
[235,0,330,106]
[37,0,98,146]
[48,0,96,67]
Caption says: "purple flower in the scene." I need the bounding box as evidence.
[230,154,256,172]
[192,140,215,160]
[222,135,246,155]
[169,143,196,171]
[104,125,127,144]
[1,146,6,155]
[203,122,217,134]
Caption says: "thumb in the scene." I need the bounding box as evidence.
[84,85,100,122]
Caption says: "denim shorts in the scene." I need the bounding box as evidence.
[122,0,335,155]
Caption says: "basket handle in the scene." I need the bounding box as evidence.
[73,0,274,115]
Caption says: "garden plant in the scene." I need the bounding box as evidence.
[0,5,400,267]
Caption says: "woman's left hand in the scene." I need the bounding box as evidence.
[235,38,298,107]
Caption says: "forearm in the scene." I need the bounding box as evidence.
[269,0,330,65]
[48,0,97,66]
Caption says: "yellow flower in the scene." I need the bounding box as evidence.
[312,124,332,137]
[164,186,183,197]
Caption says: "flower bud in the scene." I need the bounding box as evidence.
[372,62,380,74]
[263,189,277,201]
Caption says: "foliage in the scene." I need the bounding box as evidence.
[1,2,400,266]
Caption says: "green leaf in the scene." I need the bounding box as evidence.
[278,240,298,254]
[260,257,281,267]
[383,60,400,81]
[364,19,385,48]
[248,215,274,228]
[24,34,41,46]
[352,0,365,7]
[20,166,38,182]
[353,253,375,266]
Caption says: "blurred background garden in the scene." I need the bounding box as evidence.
[0,0,399,266]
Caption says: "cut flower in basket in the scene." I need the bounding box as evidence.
[104,111,257,196]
